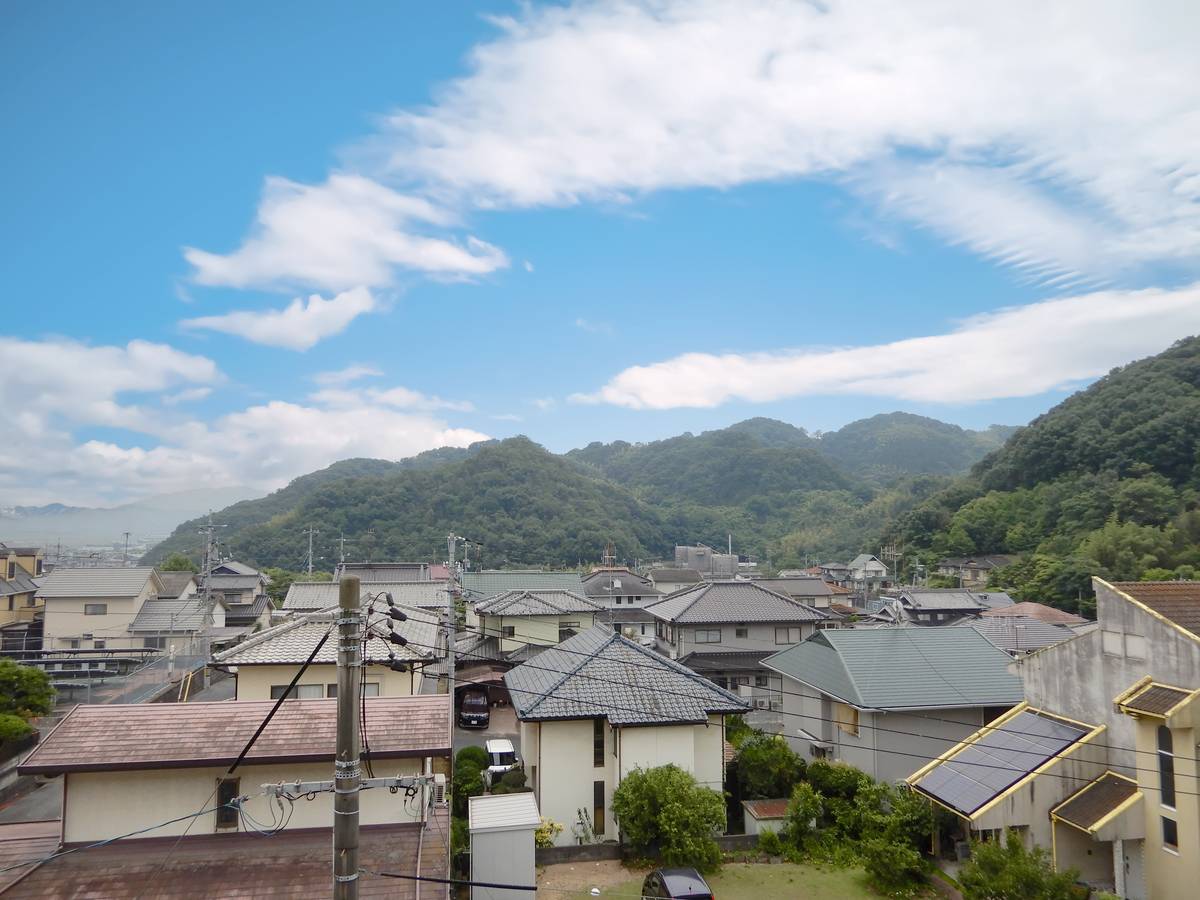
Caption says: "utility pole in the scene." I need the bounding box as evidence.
[303,526,320,576]
[122,532,131,565]
[445,534,459,743]
[333,574,362,900]
[339,530,352,565]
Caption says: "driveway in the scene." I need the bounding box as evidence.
[454,704,519,756]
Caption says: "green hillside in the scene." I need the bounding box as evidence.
[893,336,1200,612]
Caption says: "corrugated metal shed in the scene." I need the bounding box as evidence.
[469,793,541,832]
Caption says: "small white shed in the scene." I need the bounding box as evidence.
[742,798,789,836]
[469,792,541,900]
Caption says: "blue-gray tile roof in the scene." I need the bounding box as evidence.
[645,580,829,624]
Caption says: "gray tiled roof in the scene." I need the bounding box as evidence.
[956,615,1075,653]
[973,591,1016,609]
[475,590,602,617]
[580,569,661,599]
[338,562,431,583]
[222,594,272,626]
[283,580,449,611]
[645,581,830,624]
[0,568,38,598]
[752,577,834,599]
[647,568,701,584]
[37,567,162,599]
[210,561,263,577]
[214,605,439,665]
[155,571,196,599]
[763,627,1023,710]
[202,574,265,592]
[128,596,220,633]
[461,570,585,598]
[505,625,749,725]
[899,589,988,611]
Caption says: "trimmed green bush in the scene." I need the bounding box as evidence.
[455,745,489,769]
[611,765,725,873]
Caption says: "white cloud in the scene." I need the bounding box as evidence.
[574,317,613,335]
[375,0,1200,280]
[309,384,474,413]
[312,364,384,387]
[181,287,379,351]
[529,397,557,411]
[491,413,524,422]
[161,387,213,406]
[573,283,1200,409]
[184,174,508,292]
[523,261,534,273]
[0,337,488,506]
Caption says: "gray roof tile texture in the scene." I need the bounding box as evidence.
[475,589,603,616]
[899,589,988,611]
[283,580,449,611]
[214,606,439,664]
[763,627,1024,709]
[958,615,1075,652]
[128,597,213,632]
[505,625,749,725]
[646,580,830,624]
[461,571,585,597]
[36,567,160,598]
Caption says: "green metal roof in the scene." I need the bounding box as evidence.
[762,627,1024,710]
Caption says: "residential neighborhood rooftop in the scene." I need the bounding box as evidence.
[896,588,989,611]
[282,579,449,611]
[460,570,586,597]
[505,625,749,725]
[128,596,222,633]
[980,601,1089,625]
[1051,772,1141,834]
[474,589,603,617]
[750,577,834,598]
[742,799,790,820]
[645,580,829,624]
[956,614,1076,654]
[36,567,162,598]
[154,570,196,598]
[646,567,701,584]
[20,696,450,774]
[763,627,1024,710]
[1111,580,1200,639]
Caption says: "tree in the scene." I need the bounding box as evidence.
[959,835,1078,900]
[0,659,54,719]
[611,765,725,872]
[734,733,806,800]
[782,781,823,845]
[264,567,331,606]
[159,552,198,573]
[0,714,33,745]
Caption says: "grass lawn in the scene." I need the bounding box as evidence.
[603,862,879,899]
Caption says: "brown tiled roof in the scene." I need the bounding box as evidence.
[0,821,59,894]
[980,601,1087,625]
[20,696,449,774]
[1120,683,1193,716]
[743,799,790,819]
[1112,581,1200,638]
[3,817,447,899]
[1052,773,1140,833]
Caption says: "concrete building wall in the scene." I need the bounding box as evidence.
[1018,580,1200,775]
[233,662,421,700]
[63,758,425,844]
[1053,822,1114,884]
[1131,717,1199,900]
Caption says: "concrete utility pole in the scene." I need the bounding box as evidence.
[333,575,362,900]
[445,534,459,741]
[303,526,320,575]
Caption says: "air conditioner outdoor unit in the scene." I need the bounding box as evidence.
[431,773,448,806]
[754,698,770,709]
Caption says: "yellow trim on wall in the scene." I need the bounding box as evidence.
[905,702,1030,785]
[1049,770,1142,835]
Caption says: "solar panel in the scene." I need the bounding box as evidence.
[913,710,1088,815]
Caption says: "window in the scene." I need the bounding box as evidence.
[6,562,13,579]
[694,629,722,643]
[1162,816,1178,852]
[269,684,323,700]
[25,594,35,607]
[81,633,93,640]
[1158,726,1176,808]
[1101,630,1124,656]
[835,703,860,737]
[325,683,379,698]
[1124,634,1146,660]
[735,626,748,639]
[614,596,622,604]
[559,621,580,642]
[593,718,605,767]
[84,603,107,616]
[501,625,516,638]
[775,626,801,644]
[216,778,240,830]
[35,559,43,575]
[593,781,606,835]
[93,640,106,650]
[66,639,79,649]
[714,677,728,689]
[144,637,166,650]
[5,598,11,611]
[755,675,769,688]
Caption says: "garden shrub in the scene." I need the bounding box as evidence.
[611,765,725,872]
[959,834,1078,900]
[863,837,929,897]
[757,828,785,857]
[455,745,489,769]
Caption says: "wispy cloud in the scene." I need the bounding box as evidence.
[184,174,508,292]
[310,384,474,413]
[529,397,557,411]
[574,317,614,335]
[312,364,384,387]
[181,287,379,351]
[572,283,1200,409]
[490,413,524,422]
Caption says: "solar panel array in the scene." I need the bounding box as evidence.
[913,710,1088,815]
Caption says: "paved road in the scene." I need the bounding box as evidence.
[0,779,62,824]
[453,705,520,757]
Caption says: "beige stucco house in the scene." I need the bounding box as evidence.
[0,543,42,630]
[505,625,749,847]
[475,589,604,655]
[213,604,443,701]
[16,696,450,894]
[38,567,165,650]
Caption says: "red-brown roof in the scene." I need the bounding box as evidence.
[980,601,1087,625]
[742,799,790,819]
[20,696,449,775]
[1112,581,1200,639]
[0,821,59,894]
[3,817,447,899]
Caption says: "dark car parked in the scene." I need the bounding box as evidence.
[640,868,714,899]
[458,689,490,728]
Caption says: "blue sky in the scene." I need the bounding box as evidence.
[3,1,1199,505]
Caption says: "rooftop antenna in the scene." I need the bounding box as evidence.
[602,541,616,569]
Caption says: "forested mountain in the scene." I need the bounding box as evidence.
[892,336,1200,612]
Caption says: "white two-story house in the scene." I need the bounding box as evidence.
[38,567,166,650]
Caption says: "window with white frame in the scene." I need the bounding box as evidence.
[775,626,801,644]
[270,684,323,700]
[84,603,107,616]
[694,629,722,643]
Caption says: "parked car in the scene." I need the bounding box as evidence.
[640,868,714,899]
[484,738,520,785]
[458,689,490,728]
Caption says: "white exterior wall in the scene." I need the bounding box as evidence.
[43,581,158,649]
[656,621,819,660]
[744,813,785,836]
[62,758,425,844]
[471,826,536,900]
[482,613,599,654]
[232,662,422,700]
[526,715,726,847]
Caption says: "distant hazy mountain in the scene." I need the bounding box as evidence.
[0,486,262,546]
